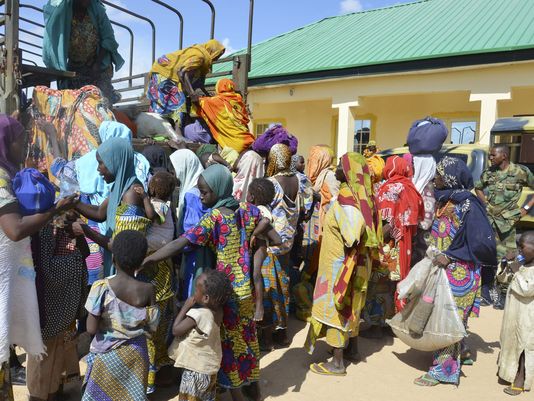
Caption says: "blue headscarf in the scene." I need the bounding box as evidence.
[200,164,239,210]
[43,0,124,72]
[435,157,497,266]
[76,121,150,204]
[97,137,138,234]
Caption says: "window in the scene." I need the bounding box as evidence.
[450,121,477,144]
[354,119,371,153]
[254,121,284,136]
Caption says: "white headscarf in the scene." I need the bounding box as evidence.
[412,154,436,194]
[233,150,265,202]
[170,149,204,222]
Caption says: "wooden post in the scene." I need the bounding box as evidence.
[0,0,20,115]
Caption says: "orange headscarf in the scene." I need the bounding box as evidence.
[198,78,254,153]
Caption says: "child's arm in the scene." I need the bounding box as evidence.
[252,240,266,322]
[72,221,111,251]
[251,218,282,246]
[129,185,156,221]
[172,296,197,337]
[86,313,100,336]
[142,236,191,268]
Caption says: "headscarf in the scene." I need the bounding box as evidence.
[412,154,436,194]
[195,144,218,158]
[142,145,169,174]
[306,145,334,190]
[149,39,225,83]
[184,120,212,144]
[43,0,124,72]
[333,152,381,310]
[97,138,138,233]
[169,149,204,222]
[435,156,497,266]
[233,150,265,202]
[377,156,424,289]
[252,124,298,157]
[0,114,24,178]
[290,155,300,174]
[76,121,150,200]
[267,143,293,177]
[200,164,239,210]
[198,78,254,153]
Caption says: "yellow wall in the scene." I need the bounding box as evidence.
[248,62,534,156]
[252,100,336,158]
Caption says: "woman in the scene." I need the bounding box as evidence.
[147,40,226,134]
[303,145,339,269]
[198,78,255,153]
[233,150,265,202]
[0,115,75,397]
[143,164,263,401]
[43,0,124,103]
[261,144,312,348]
[305,152,381,376]
[414,157,497,386]
[364,155,423,338]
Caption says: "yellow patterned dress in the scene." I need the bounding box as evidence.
[305,201,368,352]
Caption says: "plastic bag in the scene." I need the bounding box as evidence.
[136,112,179,141]
[397,247,439,300]
[387,263,467,352]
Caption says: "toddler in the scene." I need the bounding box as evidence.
[169,270,232,401]
[498,231,534,396]
[82,230,159,400]
[146,171,176,251]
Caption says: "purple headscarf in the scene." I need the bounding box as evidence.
[0,114,24,178]
[252,124,298,156]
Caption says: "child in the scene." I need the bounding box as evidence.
[169,270,232,401]
[247,178,277,346]
[498,231,534,396]
[82,230,159,400]
[146,171,176,252]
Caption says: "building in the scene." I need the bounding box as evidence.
[225,0,534,157]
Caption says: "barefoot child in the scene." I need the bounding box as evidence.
[82,230,159,400]
[498,231,534,396]
[169,270,232,401]
[247,178,289,351]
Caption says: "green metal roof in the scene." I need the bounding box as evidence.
[212,0,534,84]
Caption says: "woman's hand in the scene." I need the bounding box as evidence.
[433,254,451,268]
[55,194,79,214]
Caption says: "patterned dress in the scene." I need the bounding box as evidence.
[112,204,174,393]
[184,203,261,389]
[261,174,313,330]
[83,280,160,400]
[426,201,481,384]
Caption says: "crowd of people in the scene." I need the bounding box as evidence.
[0,0,529,400]
[2,104,534,400]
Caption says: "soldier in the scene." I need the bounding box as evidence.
[475,144,534,308]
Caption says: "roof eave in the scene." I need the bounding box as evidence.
[248,47,534,88]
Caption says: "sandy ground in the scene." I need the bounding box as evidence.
[14,306,513,401]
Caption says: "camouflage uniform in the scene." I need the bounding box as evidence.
[475,162,534,299]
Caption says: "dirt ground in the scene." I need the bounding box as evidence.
[14,306,512,401]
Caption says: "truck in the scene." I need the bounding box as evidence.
[0,0,254,122]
